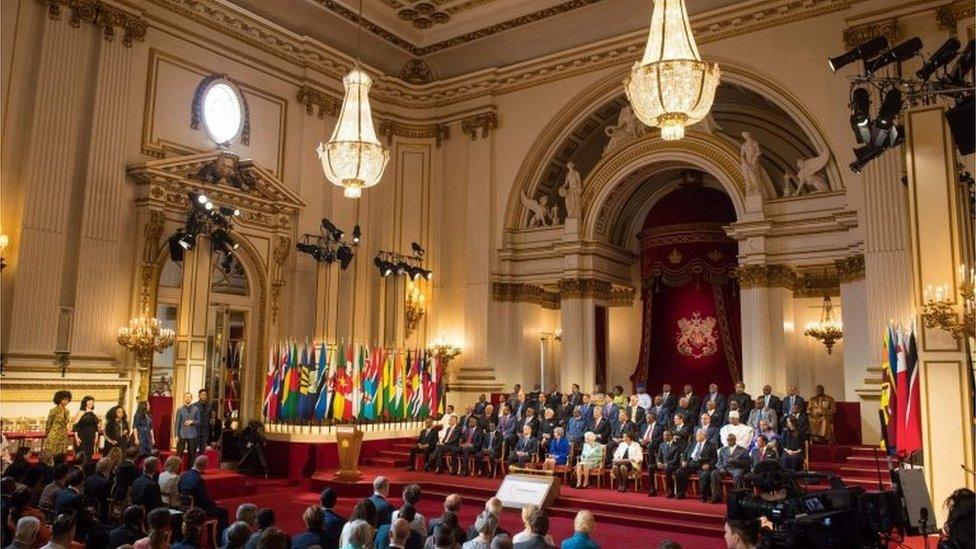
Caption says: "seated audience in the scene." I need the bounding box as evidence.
[779,417,806,471]
[391,485,425,538]
[426,495,460,538]
[544,427,569,467]
[54,469,96,543]
[461,511,498,549]
[559,510,598,549]
[114,447,142,501]
[223,504,257,546]
[638,412,663,458]
[709,434,750,503]
[377,506,421,549]
[256,527,289,549]
[654,430,682,498]
[456,418,484,476]
[749,435,778,467]
[132,457,164,511]
[475,421,504,476]
[37,464,69,517]
[429,416,462,474]
[381,518,412,549]
[406,419,439,472]
[108,506,147,548]
[369,477,394,526]
[40,513,74,549]
[465,499,508,542]
[673,429,717,501]
[340,499,377,548]
[82,458,112,521]
[245,509,277,549]
[158,456,182,507]
[497,405,518,454]
[224,521,253,549]
[723,519,758,549]
[319,488,346,545]
[178,455,229,533]
[573,433,604,489]
[133,507,173,549]
[512,510,554,549]
[610,431,642,493]
[6,516,40,549]
[508,425,538,468]
[291,505,329,549]
[7,485,50,547]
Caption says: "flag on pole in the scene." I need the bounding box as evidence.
[361,345,379,420]
[332,342,354,421]
[263,344,279,420]
[380,348,392,419]
[894,326,910,453]
[408,350,423,418]
[351,343,363,420]
[884,325,899,454]
[279,342,294,419]
[419,349,432,418]
[900,325,923,457]
[298,343,313,419]
[428,351,441,417]
[314,342,331,420]
[393,350,405,419]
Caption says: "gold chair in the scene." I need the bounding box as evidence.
[609,461,643,492]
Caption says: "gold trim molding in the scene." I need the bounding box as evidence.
[558,278,612,300]
[460,112,498,140]
[38,0,148,47]
[1,383,125,403]
[492,282,560,310]
[735,264,797,290]
[835,254,865,283]
[296,85,341,119]
[378,120,451,147]
[491,278,634,308]
[794,271,841,298]
[842,18,898,49]
[936,1,975,31]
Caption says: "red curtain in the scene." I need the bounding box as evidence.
[630,190,741,394]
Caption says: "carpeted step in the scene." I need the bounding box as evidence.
[376,450,411,459]
[547,505,724,537]
[369,457,409,467]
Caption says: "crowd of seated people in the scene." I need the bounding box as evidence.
[404,381,821,503]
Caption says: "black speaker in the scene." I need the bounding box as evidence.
[895,468,937,535]
[946,96,975,155]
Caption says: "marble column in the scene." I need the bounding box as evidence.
[462,118,493,373]
[172,237,214,410]
[559,297,596,392]
[836,257,875,442]
[6,9,95,358]
[903,106,974,522]
[738,265,794,394]
[71,34,135,358]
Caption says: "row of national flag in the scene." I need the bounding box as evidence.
[262,341,445,423]
[879,323,921,458]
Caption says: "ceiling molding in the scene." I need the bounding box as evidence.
[146,0,858,109]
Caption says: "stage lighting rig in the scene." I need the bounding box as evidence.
[168,192,242,272]
[374,246,432,281]
[829,36,976,171]
[295,220,359,269]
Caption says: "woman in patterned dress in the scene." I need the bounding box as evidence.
[43,390,72,455]
[133,400,155,456]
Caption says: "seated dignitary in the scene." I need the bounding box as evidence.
[406,418,440,471]
[673,429,717,501]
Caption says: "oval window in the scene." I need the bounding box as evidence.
[202,82,243,144]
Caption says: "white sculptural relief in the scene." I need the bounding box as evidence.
[521,190,552,227]
[784,152,832,196]
[739,131,777,198]
[558,162,583,219]
[603,105,645,155]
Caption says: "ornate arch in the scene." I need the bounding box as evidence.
[503,59,842,234]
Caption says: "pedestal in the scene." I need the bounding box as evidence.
[334,426,364,482]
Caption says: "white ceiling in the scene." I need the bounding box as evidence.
[224,0,747,79]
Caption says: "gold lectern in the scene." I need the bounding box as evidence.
[334,426,364,481]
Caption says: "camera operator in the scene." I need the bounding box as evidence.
[938,488,974,549]
[727,461,800,547]
[237,420,268,475]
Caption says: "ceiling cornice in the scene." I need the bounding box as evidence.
[146,0,858,110]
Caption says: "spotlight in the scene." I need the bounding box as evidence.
[168,232,186,262]
[352,225,361,245]
[916,37,961,81]
[849,87,871,144]
[418,268,433,281]
[374,256,393,277]
[406,265,422,281]
[316,248,336,263]
[828,36,888,72]
[875,88,903,128]
[178,233,196,250]
[395,261,410,276]
[336,245,354,270]
[297,243,319,256]
[850,145,887,173]
[194,193,209,205]
[948,39,974,85]
[321,218,343,242]
[865,37,923,75]
[211,229,238,253]
[219,206,241,217]
[204,201,214,211]
[411,242,425,257]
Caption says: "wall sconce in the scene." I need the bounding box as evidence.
[0,228,8,271]
[554,328,563,341]
[404,280,426,338]
[921,268,974,340]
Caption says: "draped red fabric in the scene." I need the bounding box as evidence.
[630,185,741,394]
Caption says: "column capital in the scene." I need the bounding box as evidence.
[296,85,340,119]
[377,120,451,148]
[38,0,148,47]
[460,111,498,140]
[842,18,898,50]
[735,264,796,290]
[835,254,866,283]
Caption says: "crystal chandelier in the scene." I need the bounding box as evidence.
[317,0,389,198]
[625,0,720,140]
[118,311,176,400]
[804,295,844,353]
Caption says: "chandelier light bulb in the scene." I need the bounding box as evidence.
[625,0,720,140]
[318,69,389,199]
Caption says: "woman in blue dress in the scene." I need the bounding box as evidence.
[546,426,570,467]
[133,400,155,456]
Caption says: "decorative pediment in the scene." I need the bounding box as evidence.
[127,151,306,228]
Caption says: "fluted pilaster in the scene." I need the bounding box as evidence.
[71,36,134,356]
[7,13,95,355]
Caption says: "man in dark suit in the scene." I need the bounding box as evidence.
[554,395,573,425]
[638,412,665,458]
[544,384,562,411]
[577,394,594,426]
[700,383,727,418]
[291,504,332,549]
[670,413,692,449]
[648,396,670,429]
[671,398,693,430]
[107,505,146,548]
[698,413,721,446]
[780,386,804,422]
[760,385,781,418]
[606,410,636,465]
[130,456,163,511]
[456,417,484,476]
[728,381,753,419]
[480,404,498,430]
[654,430,681,498]
[459,405,478,432]
[659,384,678,414]
[673,429,717,500]
[473,394,489,415]
[113,447,141,500]
[319,487,346,546]
[520,406,541,437]
[702,400,724,429]
[508,425,539,467]
[709,433,750,503]
[589,406,611,445]
[178,454,229,533]
[625,395,646,426]
[527,384,543,412]
[55,469,94,542]
[750,435,779,467]
[407,418,440,471]
[513,510,554,549]
[429,415,462,474]
[507,384,522,414]
[497,404,519,453]
[514,392,532,422]
[567,384,583,409]
[369,476,394,526]
[82,458,112,522]
[681,385,700,419]
[475,420,504,476]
